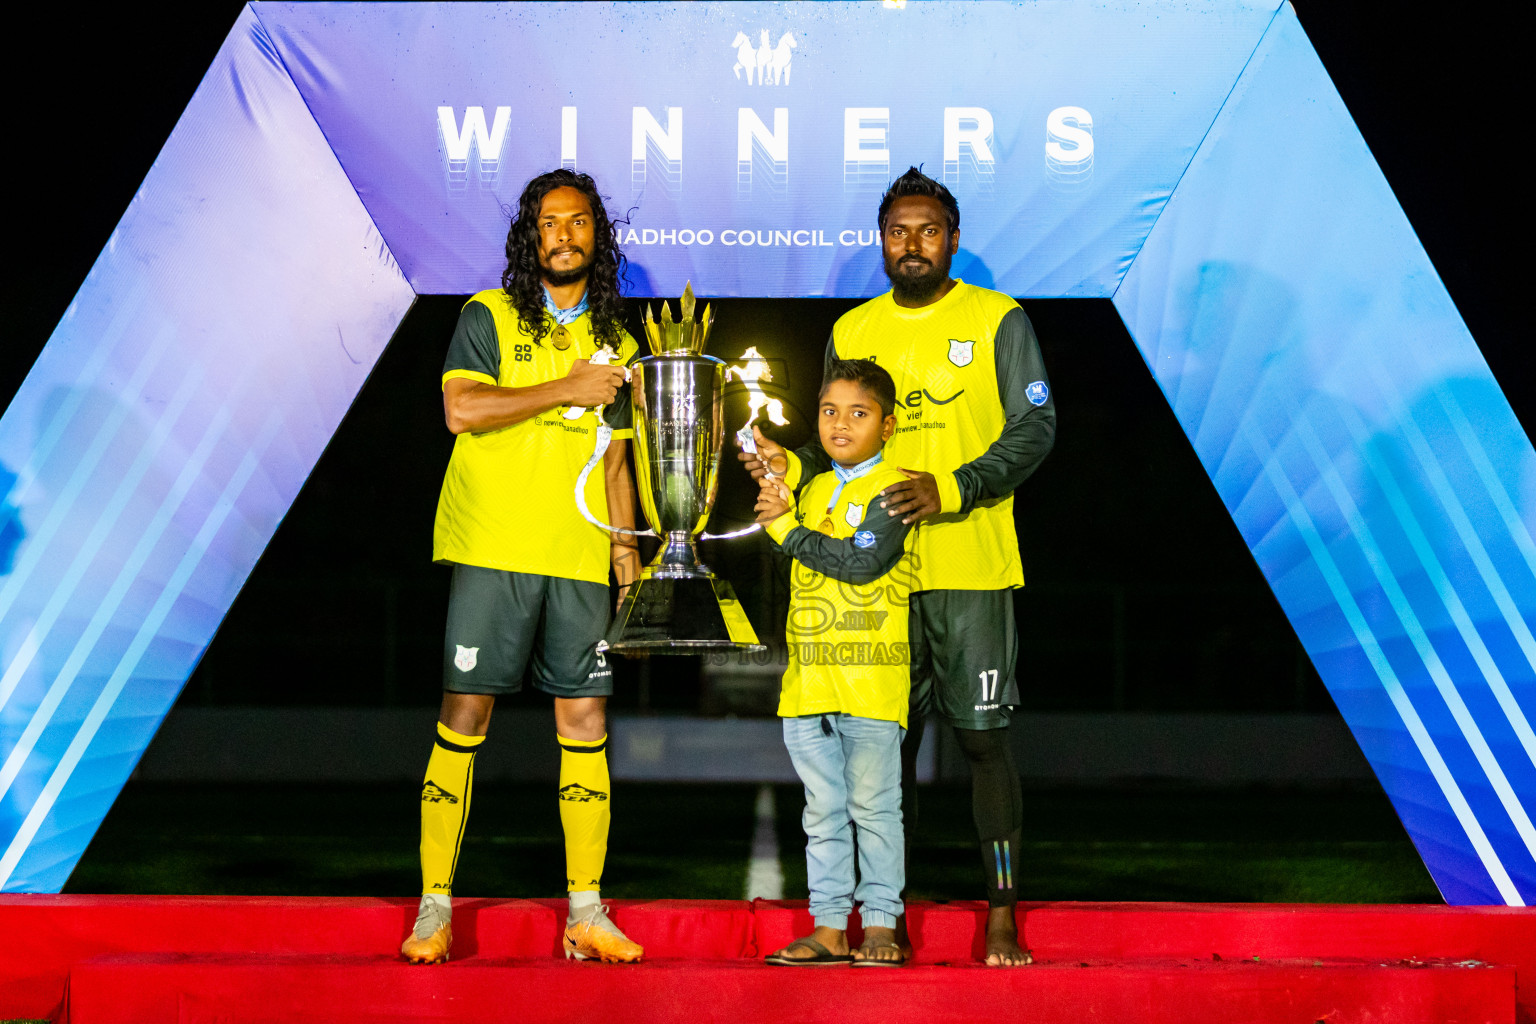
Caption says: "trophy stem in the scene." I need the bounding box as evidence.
[654,530,705,577]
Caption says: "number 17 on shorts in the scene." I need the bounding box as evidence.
[978,668,1002,708]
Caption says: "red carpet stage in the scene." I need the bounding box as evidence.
[6,897,1531,1022]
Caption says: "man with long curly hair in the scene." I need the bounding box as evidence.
[401,170,644,965]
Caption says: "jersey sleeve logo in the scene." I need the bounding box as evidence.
[1026,380,1050,406]
[853,529,877,549]
[948,338,975,367]
[845,502,866,528]
[453,645,479,672]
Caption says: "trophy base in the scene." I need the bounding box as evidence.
[606,573,765,653]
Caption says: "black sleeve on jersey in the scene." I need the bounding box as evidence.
[787,333,837,494]
[953,306,1056,509]
[602,381,633,431]
[443,301,502,380]
[773,500,911,585]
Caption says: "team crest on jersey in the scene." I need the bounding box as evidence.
[948,338,974,367]
[854,530,877,549]
[1026,380,1050,406]
[845,502,865,528]
[453,645,478,672]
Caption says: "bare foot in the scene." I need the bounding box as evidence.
[853,925,906,965]
[766,925,850,963]
[984,905,1032,966]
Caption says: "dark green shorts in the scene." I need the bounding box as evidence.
[908,589,1019,730]
[442,565,614,698]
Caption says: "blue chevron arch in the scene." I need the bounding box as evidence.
[1,1,1531,901]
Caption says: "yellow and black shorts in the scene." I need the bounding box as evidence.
[442,565,613,697]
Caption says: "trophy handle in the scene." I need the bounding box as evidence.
[575,424,658,538]
[576,423,758,541]
[700,523,762,540]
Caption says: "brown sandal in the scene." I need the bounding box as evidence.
[764,936,855,966]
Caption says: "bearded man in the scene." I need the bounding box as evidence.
[401,170,643,965]
[745,166,1055,965]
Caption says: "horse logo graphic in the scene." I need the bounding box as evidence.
[948,339,974,367]
[731,30,796,85]
[731,31,758,82]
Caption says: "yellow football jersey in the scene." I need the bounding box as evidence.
[432,289,637,583]
[770,463,916,727]
[828,282,1025,591]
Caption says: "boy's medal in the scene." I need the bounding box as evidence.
[816,501,837,534]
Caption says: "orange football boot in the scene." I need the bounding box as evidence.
[563,904,643,963]
[401,898,452,964]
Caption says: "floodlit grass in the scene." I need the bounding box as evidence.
[888,786,1442,904]
[65,781,1438,903]
[65,781,758,900]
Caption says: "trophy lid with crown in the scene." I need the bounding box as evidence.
[642,281,714,356]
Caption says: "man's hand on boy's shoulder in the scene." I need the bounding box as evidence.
[880,468,941,525]
[755,476,793,525]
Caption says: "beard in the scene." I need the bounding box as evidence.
[884,251,951,302]
[540,247,591,287]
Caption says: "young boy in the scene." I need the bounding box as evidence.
[754,359,915,967]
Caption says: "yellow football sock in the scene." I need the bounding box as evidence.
[419,721,484,896]
[557,733,610,893]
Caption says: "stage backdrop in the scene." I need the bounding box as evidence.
[1,1,1531,903]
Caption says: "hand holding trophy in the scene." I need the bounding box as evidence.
[754,472,793,525]
[737,424,789,482]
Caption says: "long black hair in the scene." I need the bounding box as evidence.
[501,169,629,350]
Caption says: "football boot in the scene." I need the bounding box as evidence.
[563,904,643,963]
[401,896,452,964]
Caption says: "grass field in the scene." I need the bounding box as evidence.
[64,780,1440,904]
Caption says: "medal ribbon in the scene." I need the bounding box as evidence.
[826,452,884,510]
[543,288,590,326]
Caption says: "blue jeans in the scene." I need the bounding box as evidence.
[782,714,905,931]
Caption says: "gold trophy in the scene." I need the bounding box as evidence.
[576,284,763,652]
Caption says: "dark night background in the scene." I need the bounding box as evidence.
[6,3,1530,722]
